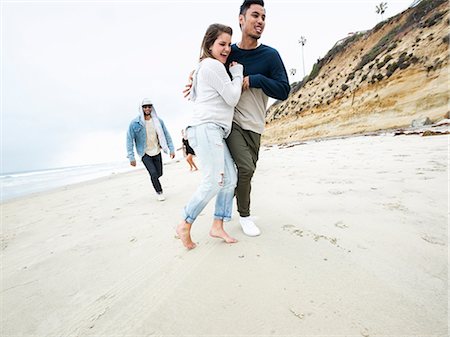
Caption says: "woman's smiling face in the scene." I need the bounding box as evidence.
[210,32,232,64]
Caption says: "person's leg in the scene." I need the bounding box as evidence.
[183,124,224,221]
[153,153,165,200]
[210,139,238,243]
[225,123,261,217]
[176,221,196,249]
[209,218,237,243]
[188,154,199,171]
[154,153,163,179]
[177,123,224,248]
[226,123,261,236]
[142,154,163,194]
[186,154,194,170]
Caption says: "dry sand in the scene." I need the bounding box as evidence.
[1,134,448,336]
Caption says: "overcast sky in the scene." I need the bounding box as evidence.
[1,0,413,173]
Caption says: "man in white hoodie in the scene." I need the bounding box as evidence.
[126,98,175,201]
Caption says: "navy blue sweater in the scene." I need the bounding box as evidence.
[226,44,290,101]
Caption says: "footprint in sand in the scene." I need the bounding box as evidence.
[1,237,8,250]
[334,221,348,229]
[382,202,408,212]
[282,225,304,237]
[328,189,345,195]
[282,224,296,230]
[313,234,337,245]
[360,327,370,337]
[292,229,304,237]
[421,234,445,246]
[284,225,348,249]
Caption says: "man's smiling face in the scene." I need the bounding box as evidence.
[239,4,266,40]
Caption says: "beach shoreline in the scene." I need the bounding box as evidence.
[2,133,448,336]
[0,159,182,203]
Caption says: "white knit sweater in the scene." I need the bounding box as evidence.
[188,57,243,136]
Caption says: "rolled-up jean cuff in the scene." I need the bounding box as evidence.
[214,214,232,221]
[184,214,195,224]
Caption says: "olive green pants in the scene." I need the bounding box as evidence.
[226,122,261,217]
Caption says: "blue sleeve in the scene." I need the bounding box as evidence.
[249,51,290,100]
[160,119,175,153]
[126,123,135,161]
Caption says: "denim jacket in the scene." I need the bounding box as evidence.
[126,107,175,162]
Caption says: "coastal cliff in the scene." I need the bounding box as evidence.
[264,0,449,144]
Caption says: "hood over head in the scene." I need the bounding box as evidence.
[138,98,159,119]
[141,98,153,106]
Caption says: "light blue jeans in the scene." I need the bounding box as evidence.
[184,123,237,224]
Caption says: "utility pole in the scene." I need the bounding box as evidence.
[298,36,307,78]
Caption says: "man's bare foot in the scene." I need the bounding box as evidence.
[176,221,196,249]
[210,220,237,243]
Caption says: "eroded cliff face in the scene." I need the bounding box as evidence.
[264,0,449,144]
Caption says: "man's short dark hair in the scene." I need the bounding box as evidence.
[239,0,264,15]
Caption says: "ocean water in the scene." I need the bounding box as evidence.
[1,161,135,202]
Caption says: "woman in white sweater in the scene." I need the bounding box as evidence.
[177,23,243,249]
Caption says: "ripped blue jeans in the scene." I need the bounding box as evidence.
[183,123,237,224]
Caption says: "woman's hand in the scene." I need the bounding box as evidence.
[229,61,241,68]
[182,70,194,98]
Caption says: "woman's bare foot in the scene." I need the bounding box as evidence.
[209,220,237,243]
[176,221,196,249]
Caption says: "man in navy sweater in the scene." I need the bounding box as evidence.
[225,0,290,237]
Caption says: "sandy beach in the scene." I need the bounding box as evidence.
[2,133,448,336]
